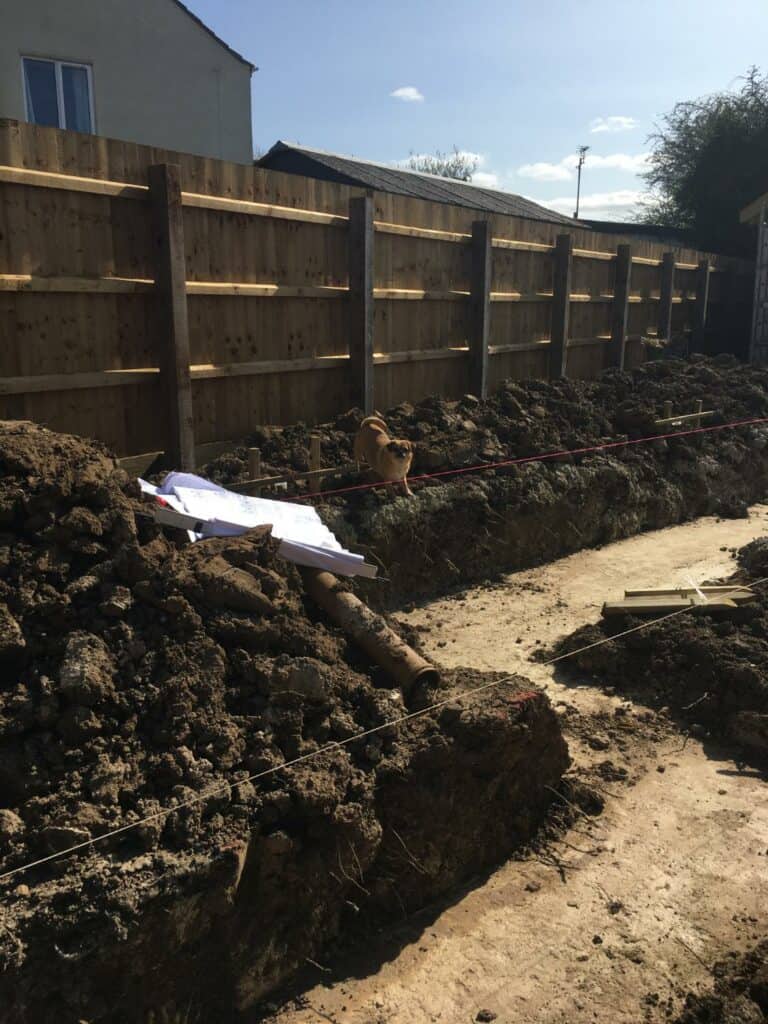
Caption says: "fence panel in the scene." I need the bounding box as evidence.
[0,119,754,459]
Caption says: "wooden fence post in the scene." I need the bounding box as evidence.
[469,220,492,398]
[549,233,573,379]
[609,244,632,369]
[750,212,768,364]
[149,163,195,470]
[658,251,675,342]
[348,195,374,414]
[693,258,711,352]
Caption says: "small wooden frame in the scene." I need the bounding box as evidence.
[603,585,754,617]
[654,401,715,429]
[230,460,358,496]
[120,442,353,498]
[624,586,754,600]
[118,451,164,477]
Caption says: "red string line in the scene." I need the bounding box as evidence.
[281,414,768,502]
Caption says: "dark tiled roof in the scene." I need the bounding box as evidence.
[583,219,702,248]
[259,142,580,226]
[171,0,256,71]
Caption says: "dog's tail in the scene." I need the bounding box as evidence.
[354,415,388,465]
[359,415,388,433]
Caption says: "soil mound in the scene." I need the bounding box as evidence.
[203,354,764,491]
[201,357,768,606]
[0,421,569,1023]
[545,542,768,766]
[675,940,768,1023]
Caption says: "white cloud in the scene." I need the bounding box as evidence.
[390,86,424,103]
[590,116,638,134]
[584,152,649,173]
[517,161,573,182]
[537,189,646,221]
[517,151,648,181]
[472,170,500,188]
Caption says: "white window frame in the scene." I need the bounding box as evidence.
[21,56,96,133]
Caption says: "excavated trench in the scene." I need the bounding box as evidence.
[202,356,768,608]
[3,356,768,1021]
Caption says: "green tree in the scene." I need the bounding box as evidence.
[406,146,479,181]
[639,66,768,252]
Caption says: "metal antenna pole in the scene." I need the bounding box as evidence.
[573,145,589,219]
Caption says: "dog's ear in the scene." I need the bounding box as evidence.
[402,440,414,453]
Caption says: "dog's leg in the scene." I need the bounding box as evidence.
[401,477,414,498]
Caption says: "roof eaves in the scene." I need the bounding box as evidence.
[171,0,257,71]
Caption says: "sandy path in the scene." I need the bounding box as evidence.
[272,509,768,1024]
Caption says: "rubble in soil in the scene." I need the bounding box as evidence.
[544,543,768,768]
[201,356,768,606]
[0,421,569,1024]
[674,939,768,1023]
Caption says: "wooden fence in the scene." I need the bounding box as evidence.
[0,119,754,464]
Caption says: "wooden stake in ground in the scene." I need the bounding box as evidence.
[248,448,262,496]
[309,435,322,494]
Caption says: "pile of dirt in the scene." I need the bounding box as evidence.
[674,940,768,1023]
[543,542,768,767]
[0,421,569,1023]
[203,354,763,488]
[201,356,768,606]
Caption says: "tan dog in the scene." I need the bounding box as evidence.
[353,415,414,496]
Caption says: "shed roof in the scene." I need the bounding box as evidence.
[259,142,579,226]
[582,219,704,249]
[741,191,768,225]
[171,0,256,71]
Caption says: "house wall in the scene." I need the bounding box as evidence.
[0,0,253,163]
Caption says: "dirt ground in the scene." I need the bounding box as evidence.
[270,507,768,1024]
[0,421,570,1023]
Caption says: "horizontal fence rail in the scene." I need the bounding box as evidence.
[0,119,754,463]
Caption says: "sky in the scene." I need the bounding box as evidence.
[189,0,768,222]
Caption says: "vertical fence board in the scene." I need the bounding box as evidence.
[658,252,675,341]
[149,163,195,469]
[348,195,374,413]
[609,244,632,369]
[469,220,491,398]
[693,258,711,351]
[549,234,573,379]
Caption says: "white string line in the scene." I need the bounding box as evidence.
[1,574,764,886]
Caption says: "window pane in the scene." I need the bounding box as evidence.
[62,65,92,133]
[23,59,59,127]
